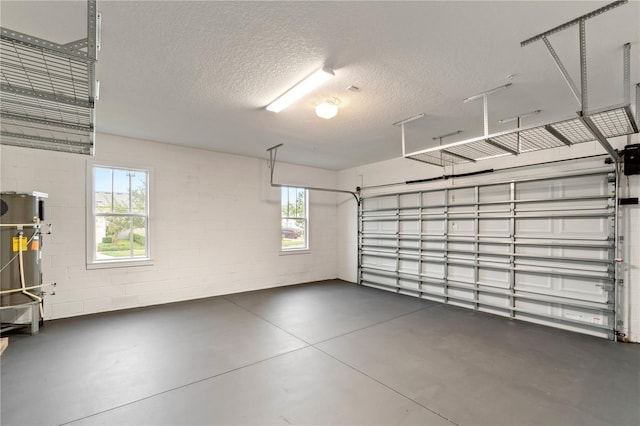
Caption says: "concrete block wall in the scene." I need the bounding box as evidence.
[337,135,640,342]
[0,133,338,319]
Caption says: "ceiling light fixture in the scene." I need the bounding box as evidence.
[266,67,335,113]
[316,98,340,119]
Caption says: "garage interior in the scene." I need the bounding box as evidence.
[1,1,639,425]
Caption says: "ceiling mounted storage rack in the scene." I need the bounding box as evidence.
[400,0,638,168]
[0,0,100,155]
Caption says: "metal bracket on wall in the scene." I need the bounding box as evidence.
[266,144,360,204]
[401,0,636,168]
[0,0,100,155]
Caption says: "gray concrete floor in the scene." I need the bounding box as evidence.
[1,279,639,426]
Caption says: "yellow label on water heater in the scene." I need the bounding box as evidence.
[12,236,28,252]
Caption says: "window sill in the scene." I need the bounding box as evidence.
[279,249,311,256]
[86,258,154,270]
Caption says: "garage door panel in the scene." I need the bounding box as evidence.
[559,175,609,197]
[478,293,510,310]
[399,193,420,208]
[479,218,510,234]
[479,184,510,203]
[558,217,608,237]
[516,272,553,290]
[359,169,617,339]
[514,299,552,316]
[448,264,473,281]
[363,196,396,210]
[363,221,396,233]
[449,287,474,301]
[515,181,553,201]
[516,245,552,256]
[422,191,445,206]
[558,277,607,299]
[399,259,419,275]
[562,245,609,257]
[421,261,444,278]
[516,218,553,234]
[423,241,445,252]
[422,220,445,233]
[479,243,510,254]
[361,254,395,271]
[400,219,420,234]
[561,307,608,327]
[449,187,475,204]
[478,269,510,287]
[449,219,474,234]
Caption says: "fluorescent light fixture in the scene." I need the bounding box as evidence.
[267,67,335,113]
[316,100,339,119]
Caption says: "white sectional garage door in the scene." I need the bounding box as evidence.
[359,169,618,339]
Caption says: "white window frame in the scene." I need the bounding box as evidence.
[86,161,153,269]
[280,186,309,254]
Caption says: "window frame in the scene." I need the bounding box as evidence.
[280,186,309,254]
[86,161,153,269]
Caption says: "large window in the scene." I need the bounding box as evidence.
[90,166,149,263]
[281,187,308,251]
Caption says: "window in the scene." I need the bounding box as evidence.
[281,187,308,251]
[89,165,149,264]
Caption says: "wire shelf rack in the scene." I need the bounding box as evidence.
[405,105,638,167]
[0,0,99,155]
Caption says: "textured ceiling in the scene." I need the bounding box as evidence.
[1,1,639,170]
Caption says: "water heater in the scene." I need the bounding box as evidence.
[0,192,48,328]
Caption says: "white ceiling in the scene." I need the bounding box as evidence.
[1,1,639,170]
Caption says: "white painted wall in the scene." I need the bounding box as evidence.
[337,135,640,342]
[0,133,338,319]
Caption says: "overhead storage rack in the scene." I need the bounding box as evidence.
[406,104,638,167]
[400,0,639,167]
[0,0,100,155]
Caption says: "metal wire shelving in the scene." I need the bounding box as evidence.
[0,0,100,155]
[406,105,638,167]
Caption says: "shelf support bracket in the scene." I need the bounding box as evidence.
[0,112,93,132]
[579,19,588,114]
[578,114,619,161]
[542,36,582,108]
[393,113,425,158]
[623,43,630,105]
[544,125,573,147]
[62,38,88,49]
[0,131,91,148]
[441,149,476,163]
[486,138,519,155]
[1,84,93,108]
